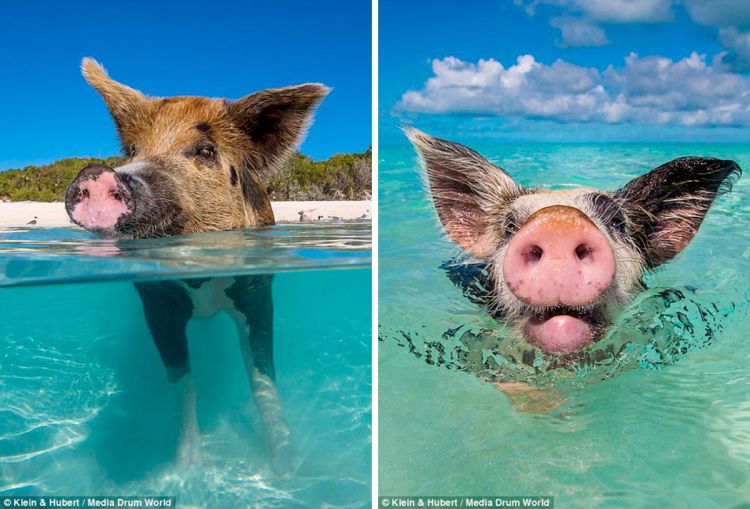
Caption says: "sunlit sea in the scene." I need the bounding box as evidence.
[0,223,372,509]
[379,141,750,507]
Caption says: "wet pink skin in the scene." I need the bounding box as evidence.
[524,314,597,354]
[502,205,615,353]
[70,172,129,230]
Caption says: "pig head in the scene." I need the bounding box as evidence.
[65,58,328,238]
[407,129,741,355]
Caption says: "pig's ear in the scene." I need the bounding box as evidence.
[227,84,330,174]
[616,157,741,267]
[406,129,523,258]
[81,58,147,135]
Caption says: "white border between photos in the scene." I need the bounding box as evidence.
[371,0,379,506]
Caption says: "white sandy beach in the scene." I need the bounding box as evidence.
[0,200,371,228]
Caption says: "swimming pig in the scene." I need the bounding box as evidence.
[65,58,329,476]
[407,129,741,356]
[66,59,328,238]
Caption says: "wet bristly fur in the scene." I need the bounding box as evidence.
[406,128,524,258]
[407,129,741,346]
[615,156,741,267]
[81,58,329,237]
[485,190,646,325]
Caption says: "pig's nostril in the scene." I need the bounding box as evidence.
[524,244,543,264]
[575,243,593,262]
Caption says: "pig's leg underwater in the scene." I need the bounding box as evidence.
[443,262,567,413]
[134,281,200,467]
[494,382,566,414]
[224,275,296,477]
[135,276,294,476]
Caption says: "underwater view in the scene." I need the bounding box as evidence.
[378,141,750,506]
[0,223,371,509]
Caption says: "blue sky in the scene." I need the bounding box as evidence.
[0,0,371,170]
[380,0,750,144]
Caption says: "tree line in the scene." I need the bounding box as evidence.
[0,148,372,202]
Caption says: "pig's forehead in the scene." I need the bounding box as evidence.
[512,187,598,214]
[123,97,238,149]
[145,97,227,126]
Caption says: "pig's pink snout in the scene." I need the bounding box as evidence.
[502,205,615,307]
[65,165,133,232]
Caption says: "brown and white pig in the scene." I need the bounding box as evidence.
[65,58,329,476]
[407,129,741,357]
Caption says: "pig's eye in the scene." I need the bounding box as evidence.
[609,209,627,235]
[194,141,217,161]
[589,193,627,236]
[506,212,521,235]
[126,144,137,157]
[498,211,521,241]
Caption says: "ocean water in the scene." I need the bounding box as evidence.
[0,223,371,508]
[378,142,750,506]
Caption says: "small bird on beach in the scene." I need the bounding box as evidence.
[298,209,317,222]
[26,216,38,226]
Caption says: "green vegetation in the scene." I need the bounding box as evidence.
[267,148,371,201]
[0,149,371,202]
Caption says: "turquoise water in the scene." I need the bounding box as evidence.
[378,142,750,506]
[0,224,371,508]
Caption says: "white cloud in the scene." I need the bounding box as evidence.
[516,0,673,48]
[398,53,750,126]
[718,28,750,70]
[681,0,750,27]
[517,0,673,22]
[519,0,750,64]
[399,56,605,121]
[551,17,609,47]
[572,0,673,23]
[677,1,750,71]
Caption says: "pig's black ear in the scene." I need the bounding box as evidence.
[81,58,147,137]
[228,84,330,175]
[406,129,523,258]
[616,157,741,267]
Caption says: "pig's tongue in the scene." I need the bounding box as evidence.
[525,314,595,354]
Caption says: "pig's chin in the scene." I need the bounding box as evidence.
[523,308,605,354]
[72,218,134,239]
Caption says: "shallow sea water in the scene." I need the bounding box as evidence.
[378,142,750,507]
[0,223,371,508]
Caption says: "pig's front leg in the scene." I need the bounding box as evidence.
[495,382,567,414]
[224,275,295,477]
[134,281,200,467]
